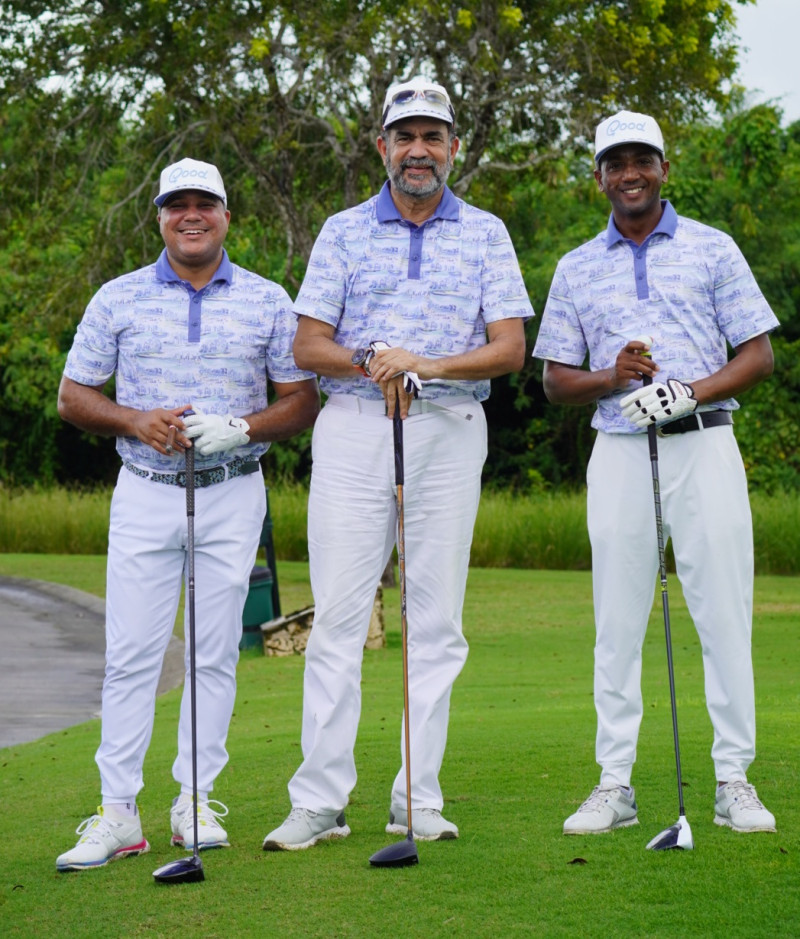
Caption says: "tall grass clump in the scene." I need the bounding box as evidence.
[751,489,800,575]
[267,480,311,561]
[3,484,800,575]
[471,489,590,569]
[0,486,111,554]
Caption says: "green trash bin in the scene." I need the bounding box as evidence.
[240,489,281,652]
[241,565,274,650]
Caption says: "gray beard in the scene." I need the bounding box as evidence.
[386,157,452,199]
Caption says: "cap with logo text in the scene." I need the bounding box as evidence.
[154,158,227,207]
[594,111,665,165]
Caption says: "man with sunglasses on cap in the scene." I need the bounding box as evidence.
[262,77,532,850]
[55,158,319,871]
[533,111,778,837]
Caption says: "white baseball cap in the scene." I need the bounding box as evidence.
[594,111,665,165]
[154,158,227,207]
[382,76,455,129]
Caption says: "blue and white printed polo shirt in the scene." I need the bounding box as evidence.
[294,182,533,402]
[64,249,312,470]
[533,201,779,434]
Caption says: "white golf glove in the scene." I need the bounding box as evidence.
[183,408,251,456]
[620,379,697,428]
[403,370,422,397]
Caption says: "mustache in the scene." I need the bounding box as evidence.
[400,158,438,171]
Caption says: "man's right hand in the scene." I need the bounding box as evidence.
[130,406,192,455]
[612,337,659,387]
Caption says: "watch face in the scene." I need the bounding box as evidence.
[352,347,369,368]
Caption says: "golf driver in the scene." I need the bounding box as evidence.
[369,400,419,868]
[640,375,694,852]
[154,420,206,883]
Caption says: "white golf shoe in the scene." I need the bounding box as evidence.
[386,806,459,841]
[56,805,150,871]
[714,781,776,832]
[563,785,639,834]
[262,808,350,850]
[170,796,230,850]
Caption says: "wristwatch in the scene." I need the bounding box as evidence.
[352,340,391,377]
[352,347,373,377]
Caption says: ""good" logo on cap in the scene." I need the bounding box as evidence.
[168,167,210,182]
[605,119,647,137]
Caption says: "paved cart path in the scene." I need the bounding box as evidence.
[0,576,184,749]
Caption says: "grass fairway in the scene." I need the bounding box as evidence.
[1,561,799,937]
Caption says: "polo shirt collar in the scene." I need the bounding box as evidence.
[155,248,233,286]
[605,200,678,247]
[376,182,459,223]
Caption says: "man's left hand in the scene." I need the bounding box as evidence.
[380,375,417,420]
[183,409,251,455]
[620,378,697,427]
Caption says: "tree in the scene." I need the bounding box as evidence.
[0,0,761,484]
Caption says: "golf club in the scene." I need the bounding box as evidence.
[154,419,206,883]
[369,400,419,868]
[640,375,694,852]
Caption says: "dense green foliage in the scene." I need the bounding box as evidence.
[3,1,798,492]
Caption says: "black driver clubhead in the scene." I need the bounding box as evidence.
[153,854,205,884]
[369,831,419,868]
[645,814,694,851]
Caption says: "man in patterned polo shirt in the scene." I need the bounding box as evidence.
[533,111,778,837]
[55,158,319,871]
[262,76,532,850]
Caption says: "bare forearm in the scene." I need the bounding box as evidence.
[370,319,527,383]
[244,380,320,442]
[58,377,141,436]
[542,339,658,405]
[690,334,774,405]
[543,360,636,405]
[293,331,358,378]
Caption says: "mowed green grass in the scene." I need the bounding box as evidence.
[1,560,799,937]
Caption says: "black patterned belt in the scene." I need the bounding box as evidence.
[657,410,733,437]
[123,457,260,488]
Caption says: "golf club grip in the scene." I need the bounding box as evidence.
[183,410,195,515]
[641,373,659,461]
[185,445,195,512]
[393,401,404,486]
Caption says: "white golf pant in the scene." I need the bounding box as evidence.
[587,426,756,787]
[97,467,264,801]
[288,395,487,813]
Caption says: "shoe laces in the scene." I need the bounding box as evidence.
[74,813,115,843]
[417,808,443,819]
[198,799,228,822]
[287,807,317,822]
[577,786,622,814]
[176,798,228,824]
[725,781,765,810]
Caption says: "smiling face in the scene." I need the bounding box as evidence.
[157,190,230,281]
[594,144,670,235]
[377,116,459,200]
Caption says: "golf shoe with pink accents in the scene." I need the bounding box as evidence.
[56,805,149,871]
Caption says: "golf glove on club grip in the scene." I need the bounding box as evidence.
[620,378,697,427]
[403,370,421,397]
[183,409,251,455]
